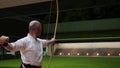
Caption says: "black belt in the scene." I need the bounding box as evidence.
[22,63,41,68]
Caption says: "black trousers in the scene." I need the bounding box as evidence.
[20,63,41,68]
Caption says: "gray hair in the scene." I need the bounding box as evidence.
[29,20,41,30]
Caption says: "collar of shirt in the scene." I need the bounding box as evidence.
[27,33,39,42]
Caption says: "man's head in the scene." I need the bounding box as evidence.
[29,20,42,37]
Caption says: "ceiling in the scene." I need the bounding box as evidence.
[0,0,120,19]
[0,0,50,9]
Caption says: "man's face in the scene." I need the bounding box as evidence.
[35,25,42,37]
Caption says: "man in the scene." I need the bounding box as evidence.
[0,20,55,68]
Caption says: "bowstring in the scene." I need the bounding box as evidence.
[46,0,53,39]
[46,0,53,68]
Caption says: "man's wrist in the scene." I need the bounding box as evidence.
[2,43,8,47]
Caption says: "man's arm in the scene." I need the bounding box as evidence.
[43,38,55,48]
[0,36,13,51]
[0,36,26,52]
[46,38,55,44]
[0,42,13,51]
[2,44,13,51]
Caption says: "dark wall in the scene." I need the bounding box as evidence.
[43,18,120,33]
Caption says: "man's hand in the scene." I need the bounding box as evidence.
[51,38,55,43]
[0,36,13,51]
[0,35,9,46]
[46,38,55,45]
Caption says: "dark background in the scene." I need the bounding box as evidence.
[0,0,120,42]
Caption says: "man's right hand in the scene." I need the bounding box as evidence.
[0,36,9,46]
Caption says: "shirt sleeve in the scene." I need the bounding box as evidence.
[10,38,26,52]
[41,39,47,48]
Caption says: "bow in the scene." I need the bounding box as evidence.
[47,0,59,68]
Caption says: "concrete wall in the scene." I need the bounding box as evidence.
[56,42,120,49]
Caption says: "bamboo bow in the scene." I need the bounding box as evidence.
[47,0,59,68]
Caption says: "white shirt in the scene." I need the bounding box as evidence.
[10,34,47,66]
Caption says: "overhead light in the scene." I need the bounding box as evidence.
[77,53,80,56]
[97,53,99,56]
[119,53,120,56]
[107,53,110,56]
[86,53,89,56]
[68,53,70,56]
[59,52,62,56]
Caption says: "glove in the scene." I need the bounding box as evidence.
[0,35,9,46]
[0,35,9,43]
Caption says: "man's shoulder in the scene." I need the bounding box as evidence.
[37,38,46,42]
[37,38,42,41]
[18,36,29,42]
